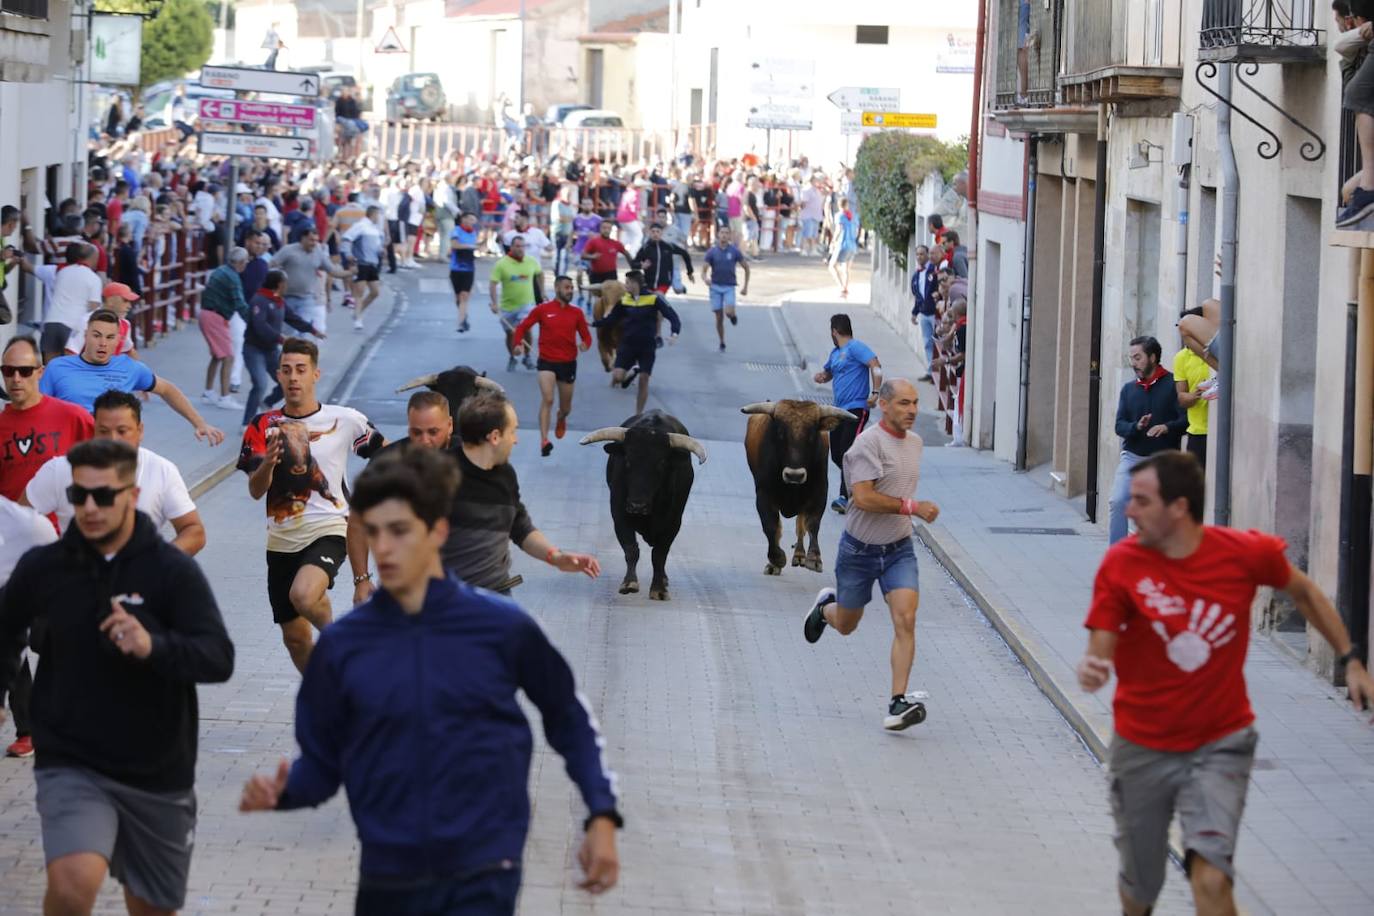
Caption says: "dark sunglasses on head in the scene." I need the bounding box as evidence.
[65,483,133,507]
[1,365,37,378]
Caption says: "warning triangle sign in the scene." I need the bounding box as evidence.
[376,26,406,54]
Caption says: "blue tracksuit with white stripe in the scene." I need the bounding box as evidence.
[275,574,619,881]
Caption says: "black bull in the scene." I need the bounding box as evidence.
[581,410,707,601]
[395,365,505,416]
[742,400,857,575]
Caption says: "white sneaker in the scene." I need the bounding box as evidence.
[400,262,419,270]
[1197,376,1220,401]
[216,394,244,411]
[200,390,217,404]
[353,318,365,331]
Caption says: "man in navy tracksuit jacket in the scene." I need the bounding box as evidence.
[1109,335,1187,544]
[240,447,621,915]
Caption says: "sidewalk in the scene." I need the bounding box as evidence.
[109,281,400,498]
[780,296,1374,915]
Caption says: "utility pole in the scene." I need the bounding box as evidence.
[356,0,366,90]
[518,0,527,111]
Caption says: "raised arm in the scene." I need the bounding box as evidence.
[152,376,225,446]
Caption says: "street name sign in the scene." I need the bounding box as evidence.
[199,65,321,98]
[827,87,900,112]
[198,131,315,162]
[862,111,938,129]
[198,99,317,129]
[747,100,813,131]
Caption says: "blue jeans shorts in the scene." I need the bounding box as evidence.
[709,283,736,312]
[834,532,919,608]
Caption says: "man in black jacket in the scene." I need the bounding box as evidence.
[634,222,694,293]
[0,438,234,915]
[1109,335,1187,544]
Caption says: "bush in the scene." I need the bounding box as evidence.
[854,133,969,270]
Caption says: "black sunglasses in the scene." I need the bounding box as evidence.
[1,365,37,378]
[65,483,133,507]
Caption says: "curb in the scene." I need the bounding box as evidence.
[185,285,405,501]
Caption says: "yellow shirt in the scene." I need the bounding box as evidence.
[1172,348,1211,436]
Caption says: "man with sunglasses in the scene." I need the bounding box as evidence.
[0,438,235,916]
[40,310,225,446]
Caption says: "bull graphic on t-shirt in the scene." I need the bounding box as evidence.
[266,418,342,523]
[1136,578,1236,673]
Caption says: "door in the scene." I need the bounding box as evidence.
[690,88,703,126]
[587,49,604,108]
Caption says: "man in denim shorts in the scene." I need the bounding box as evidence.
[803,378,940,730]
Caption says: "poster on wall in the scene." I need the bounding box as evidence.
[935,31,975,74]
[90,13,143,87]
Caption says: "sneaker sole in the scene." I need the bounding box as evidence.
[804,587,835,644]
[883,702,927,731]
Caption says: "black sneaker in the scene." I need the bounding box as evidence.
[719,342,726,353]
[803,587,834,644]
[541,441,553,457]
[727,312,738,326]
[884,693,928,731]
[619,367,640,389]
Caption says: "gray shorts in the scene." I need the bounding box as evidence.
[1346,50,1374,116]
[35,765,197,911]
[1108,726,1258,907]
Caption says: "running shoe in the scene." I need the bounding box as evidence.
[831,495,848,514]
[655,336,664,349]
[522,354,536,370]
[229,384,241,394]
[216,394,245,411]
[728,312,738,326]
[1338,187,1374,228]
[507,356,518,372]
[804,587,835,644]
[619,367,640,389]
[1197,376,1220,401]
[200,390,217,405]
[555,416,567,439]
[719,342,726,353]
[353,318,365,331]
[5,735,33,758]
[541,440,553,457]
[884,694,928,731]
[458,319,470,333]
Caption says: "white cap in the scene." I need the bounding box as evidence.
[235,183,252,195]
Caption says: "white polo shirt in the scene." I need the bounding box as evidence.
[25,445,196,533]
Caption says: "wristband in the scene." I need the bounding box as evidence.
[899,499,919,516]
[584,810,624,831]
[1337,646,1363,667]
[352,573,373,585]
[545,546,561,564]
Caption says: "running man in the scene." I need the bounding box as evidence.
[489,235,542,372]
[570,197,603,298]
[593,271,681,415]
[802,378,940,731]
[703,226,750,352]
[813,313,883,514]
[238,337,383,673]
[828,197,859,298]
[1077,451,1374,915]
[449,211,479,333]
[513,275,592,457]
[582,219,633,287]
[340,205,385,331]
[239,447,621,915]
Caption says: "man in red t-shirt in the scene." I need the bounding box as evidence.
[1078,451,1374,916]
[513,276,591,456]
[581,220,632,286]
[0,335,95,501]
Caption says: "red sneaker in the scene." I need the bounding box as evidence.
[555,416,567,439]
[6,735,33,758]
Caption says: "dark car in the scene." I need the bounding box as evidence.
[386,72,446,122]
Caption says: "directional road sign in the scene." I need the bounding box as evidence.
[198,99,317,129]
[747,57,814,131]
[862,111,938,129]
[198,65,321,98]
[827,86,900,112]
[748,100,813,131]
[198,131,315,162]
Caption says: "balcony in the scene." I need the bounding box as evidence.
[1059,0,1184,104]
[0,0,53,83]
[1199,0,1323,64]
[1,0,47,16]
[993,0,1061,110]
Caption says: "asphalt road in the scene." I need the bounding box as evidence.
[0,255,1192,914]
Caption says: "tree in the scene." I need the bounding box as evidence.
[853,133,969,270]
[96,0,214,88]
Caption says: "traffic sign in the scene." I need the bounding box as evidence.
[748,100,813,131]
[749,77,813,100]
[862,111,938,129]
[827,86,900,112]
[198,131,315,162]
[198,99,317,129]
[198,65,321,97]
[376,26,406,54]
[840,110,875,136]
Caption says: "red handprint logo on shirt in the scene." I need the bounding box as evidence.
[1136,579,1237,673]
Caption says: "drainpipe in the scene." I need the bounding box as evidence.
[1085,105,1108,521]
[1214,63,1239,526]
[969,0,987,209]
[1347,252,1374,665]
[1015,135,1039,471]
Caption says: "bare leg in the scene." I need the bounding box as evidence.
[44,852,106,916]
[885,588,919,698]
[611,367,626,388]
[635,371,651,414]
[1359,113,1374,192]
[557,380,575,426]
[219,356,232,396]
[537,370,555,443]
[1189,856,1237,916]
[204,355,221,392]
[821,600,865,635]
[457,290,470,327]
[715,310,726,346]
[280,565,334,673]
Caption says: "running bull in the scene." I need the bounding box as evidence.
[581,410,707,600]
[395,364,504,414]
[742,400,857,575]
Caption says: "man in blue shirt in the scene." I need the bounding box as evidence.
[702,226,751,352]
[239,446,622,914]
[41,310,225,446]
[449,211,479,333]
[813,313,882,513]
[828,198,860,299]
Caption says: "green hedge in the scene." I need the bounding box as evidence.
[854,133,969,270]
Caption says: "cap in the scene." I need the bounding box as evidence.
[102,282,139,302]
[236,183,252,195]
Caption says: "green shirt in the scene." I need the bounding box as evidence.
[1172,347,1211,436]
[489,255,539,312]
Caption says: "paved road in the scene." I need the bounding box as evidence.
[0,258,1192,914]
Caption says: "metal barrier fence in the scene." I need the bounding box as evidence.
[124,227,209,346]
[369,121,717,167]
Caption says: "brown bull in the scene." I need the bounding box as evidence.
[590,280,626,372]
[742,400,856,574]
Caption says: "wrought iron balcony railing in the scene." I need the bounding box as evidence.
[1199,0,1323,63]
[994,0,1062,109]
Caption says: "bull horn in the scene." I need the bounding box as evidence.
[739,402,777,415]
[473,376,505,393]
[395,373,438,393]
[817,405,860,422]
[667,433,708,465]
[579,427,628,445]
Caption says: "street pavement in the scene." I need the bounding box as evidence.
[0,251,1199,914]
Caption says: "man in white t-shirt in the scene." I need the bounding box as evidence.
[23,390,205,556]
[238,337,383,673]
[501,210,551,302]
[43,243,103,362]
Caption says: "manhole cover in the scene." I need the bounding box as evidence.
[987,526,1080,536]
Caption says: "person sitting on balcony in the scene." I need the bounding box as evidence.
[1335,1,1374,226]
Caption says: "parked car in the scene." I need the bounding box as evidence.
[138,78,235,130]
[560,109,628,156]
[544,103,592,126]
[318,71,373,113]
[386,72,446,122]
[563,109,625,130]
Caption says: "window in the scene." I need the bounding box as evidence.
[1,0,49,17]
[855,25,888,44]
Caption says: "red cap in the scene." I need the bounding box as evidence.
[102,282,139,301]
